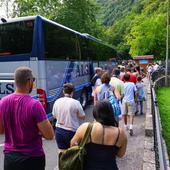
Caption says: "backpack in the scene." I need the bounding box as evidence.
[59,123,93,170]
[90,75,100,86]
[99,84,121,119]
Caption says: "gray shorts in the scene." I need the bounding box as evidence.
[122,101,135,116]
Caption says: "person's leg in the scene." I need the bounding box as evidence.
[26,156,45,170]
[55,127,75,149]
[4,153,18,170]
[4,152,45,170]
[140,101,143,114]
[122,102,128,129]
[128,102,135,136]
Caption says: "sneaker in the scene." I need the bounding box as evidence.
[129,129,133,136]
[135,111,138,115]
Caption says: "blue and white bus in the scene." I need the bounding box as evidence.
[0,16,116,121]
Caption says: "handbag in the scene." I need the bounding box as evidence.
[59,123,93,170]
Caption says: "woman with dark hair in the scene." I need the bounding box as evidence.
[71,100,127,170]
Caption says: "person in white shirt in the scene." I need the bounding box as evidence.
[52,83,85,151]
[122,73,138,136]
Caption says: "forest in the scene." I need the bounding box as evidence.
[1,0,169,60]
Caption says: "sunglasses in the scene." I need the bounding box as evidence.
[28,77,35,82]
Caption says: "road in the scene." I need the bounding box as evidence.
[0,103,145,170]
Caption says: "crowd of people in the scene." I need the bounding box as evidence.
[0,61,148,170]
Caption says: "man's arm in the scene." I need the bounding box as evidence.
[37,119,54,140]
[52,101,58,120]
[0,102,4,134]
[0,119,4,134]
[77,102,85,120]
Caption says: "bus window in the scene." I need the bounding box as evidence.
[0,20,34,56]
[78,36,89,61]
[43,21,78,60]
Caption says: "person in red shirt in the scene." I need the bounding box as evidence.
[122,68,136,84]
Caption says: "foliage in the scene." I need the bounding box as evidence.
[126,13,167,59]
[157,87,170,161]
[97,0,169,60]
[13,0,60,19]
[13,0,103,38]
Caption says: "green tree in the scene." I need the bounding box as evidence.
[98,0,168,60]
[56,0,102,36]
[13,0,103,38]
[126,14,166,60]
[13,0,60,19]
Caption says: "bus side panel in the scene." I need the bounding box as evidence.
[0,61,30,73]
[45,60,70,116]
[44,60,92,117]
[72,61,92,100]
[37,60,47,92]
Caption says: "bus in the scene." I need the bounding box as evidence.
[0,16,116,121]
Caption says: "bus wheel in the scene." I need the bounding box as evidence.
[80,90,87,110]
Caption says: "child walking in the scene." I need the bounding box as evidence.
[136,76,145,115]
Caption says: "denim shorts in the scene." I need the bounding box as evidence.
[55,127,75,149]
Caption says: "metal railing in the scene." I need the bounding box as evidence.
[151,83,167,170]
[150,69,170,170]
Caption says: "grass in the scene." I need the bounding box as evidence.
[156,87,170,159]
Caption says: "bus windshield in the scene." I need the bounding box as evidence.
[0,20,34,56]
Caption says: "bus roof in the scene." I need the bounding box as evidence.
[0,15,115,50]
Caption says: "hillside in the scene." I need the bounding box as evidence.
[97,0,140,26]
[97,0,168,60]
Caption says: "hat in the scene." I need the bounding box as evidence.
[94,67,102,71]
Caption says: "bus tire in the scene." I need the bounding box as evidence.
[80,89,88,110]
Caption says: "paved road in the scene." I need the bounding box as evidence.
[0,103,145,170]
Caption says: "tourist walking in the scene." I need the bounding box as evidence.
[94,72,121,105]
[71,100,127,170]
[136,76,145,115]
[0,66,54,170]
[52,83,85,151]
[122,73,138,136]
[91,67,103,97]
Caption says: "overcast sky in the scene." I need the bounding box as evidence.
[0,7,6,17]
[0,0,14,18]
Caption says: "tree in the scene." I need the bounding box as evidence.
[13,0,60,19]
[13,0,103,38]
[126,14,167,60]
[56,0,102,36]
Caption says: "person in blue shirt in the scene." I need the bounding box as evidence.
[136,76,145,115]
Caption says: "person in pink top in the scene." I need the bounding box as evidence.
[0,67,54,170]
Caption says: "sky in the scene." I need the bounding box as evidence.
[0,6,6,18]
[0,0,14,18]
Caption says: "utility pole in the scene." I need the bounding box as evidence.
[165,0,170,86]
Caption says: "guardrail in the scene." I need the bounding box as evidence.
[151,82,167,170]
[150,70,170,170]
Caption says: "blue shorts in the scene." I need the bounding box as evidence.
[55,127,75,149]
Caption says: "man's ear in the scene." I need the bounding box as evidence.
[71,92,74,97]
